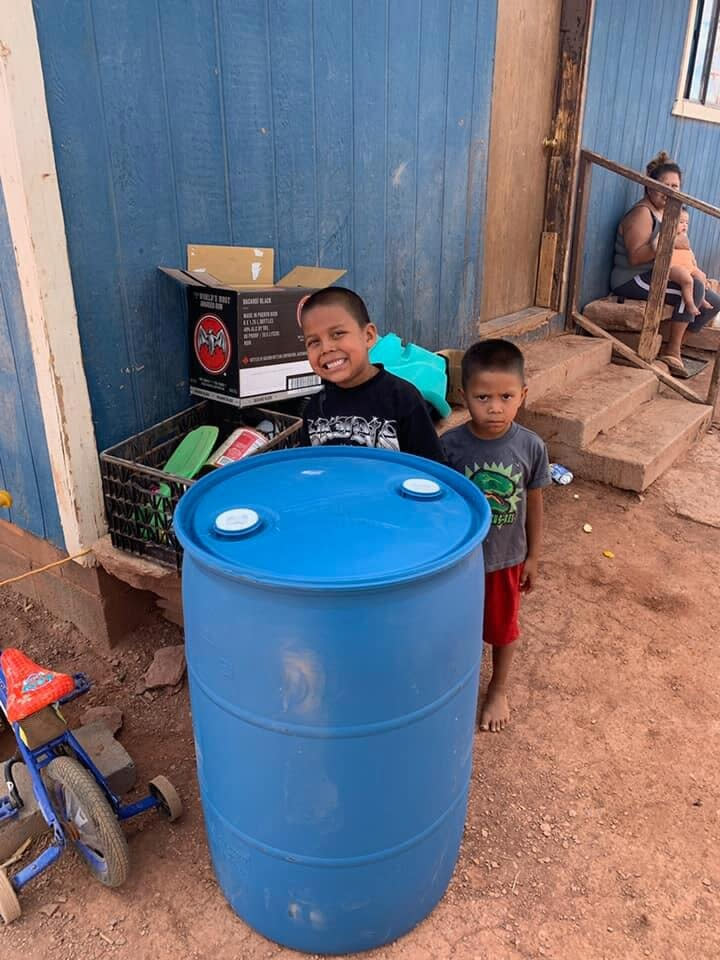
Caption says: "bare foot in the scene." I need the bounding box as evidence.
[702,299,713,310]
[478,687,510,732]
[685,300,700,316]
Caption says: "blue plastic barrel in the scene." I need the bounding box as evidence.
[174,447,490,954]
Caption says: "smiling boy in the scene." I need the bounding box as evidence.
[299,287,444,462]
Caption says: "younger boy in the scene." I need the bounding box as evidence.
[299,287,445,462]
[442,339,550,733]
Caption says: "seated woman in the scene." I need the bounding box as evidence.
[610,151,720,378]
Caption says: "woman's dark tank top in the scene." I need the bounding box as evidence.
[610,203,660,290]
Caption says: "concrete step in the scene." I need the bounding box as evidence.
[523,335,612,404]
[437,335,613,437]
[517,365,659,448]
[610,331,662,356]
[582,299,720,351]
[547,397,712,492]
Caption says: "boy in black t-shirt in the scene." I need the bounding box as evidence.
[299,287,444,462]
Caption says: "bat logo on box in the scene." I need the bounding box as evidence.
[194,314,231,374]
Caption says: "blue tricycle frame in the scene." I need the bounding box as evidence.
[0,658,181,924]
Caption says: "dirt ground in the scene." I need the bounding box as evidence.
[1,432,719,960]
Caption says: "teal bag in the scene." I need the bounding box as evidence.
[370,333,451,418]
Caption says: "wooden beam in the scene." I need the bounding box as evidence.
[535,232,558,307]
[582,149,720,220]
[707,350,720,416]
[638,196,682,361]
[539,0,594,312]
[571,311,705,404]
[567,153,592,323]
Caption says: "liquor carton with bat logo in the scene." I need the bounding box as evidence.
[160,245,345,408]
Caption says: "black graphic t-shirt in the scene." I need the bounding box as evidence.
[301,366,445,463]
[442,422,550,572]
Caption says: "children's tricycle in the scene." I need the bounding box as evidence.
[0,648,182,924]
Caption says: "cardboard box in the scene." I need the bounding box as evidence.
[159,245,345,407]
[437,349,464,406]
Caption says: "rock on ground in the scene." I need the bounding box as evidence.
[143,645,186,690]
[79,705,123,736]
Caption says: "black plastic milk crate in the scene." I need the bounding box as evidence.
[100,400,303,569]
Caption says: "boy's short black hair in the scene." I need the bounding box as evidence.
[299,286,371,328]
[461,339,525,386]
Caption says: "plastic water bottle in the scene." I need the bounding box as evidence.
[550,463,574,485]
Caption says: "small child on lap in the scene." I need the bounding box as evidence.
[442,340,550,732]
[670,208,711,316]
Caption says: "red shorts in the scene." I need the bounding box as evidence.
[483,563,523,647]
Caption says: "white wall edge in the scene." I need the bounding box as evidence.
[0,0,106,556]
[672,98,720,125]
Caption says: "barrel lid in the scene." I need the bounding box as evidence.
[173,447,490,590]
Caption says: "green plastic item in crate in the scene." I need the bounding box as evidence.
[140,426,219,537]
[159,425,219,494]
[370,333,451,418]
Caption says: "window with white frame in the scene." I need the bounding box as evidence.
[674,0,720,121]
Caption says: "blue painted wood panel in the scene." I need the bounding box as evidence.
[33,0,497,450]
[581,0,720,306]
[0,183,64,548]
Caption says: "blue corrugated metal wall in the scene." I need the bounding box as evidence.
[33,0,497,451]
[0,182,64,548]
[581,0,720,306]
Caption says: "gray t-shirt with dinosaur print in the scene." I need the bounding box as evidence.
[442,422,551,573]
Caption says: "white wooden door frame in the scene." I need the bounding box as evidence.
[0,0,105,555]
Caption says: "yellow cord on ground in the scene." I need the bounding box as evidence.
[0,548,93,589]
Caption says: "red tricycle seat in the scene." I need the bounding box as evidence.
[0,648,75,723]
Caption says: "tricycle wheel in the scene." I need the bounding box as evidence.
[149,775,182,822]
[0,869,21,924]
[47,756,129,888]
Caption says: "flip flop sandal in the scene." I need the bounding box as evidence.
[658,355,690,379]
